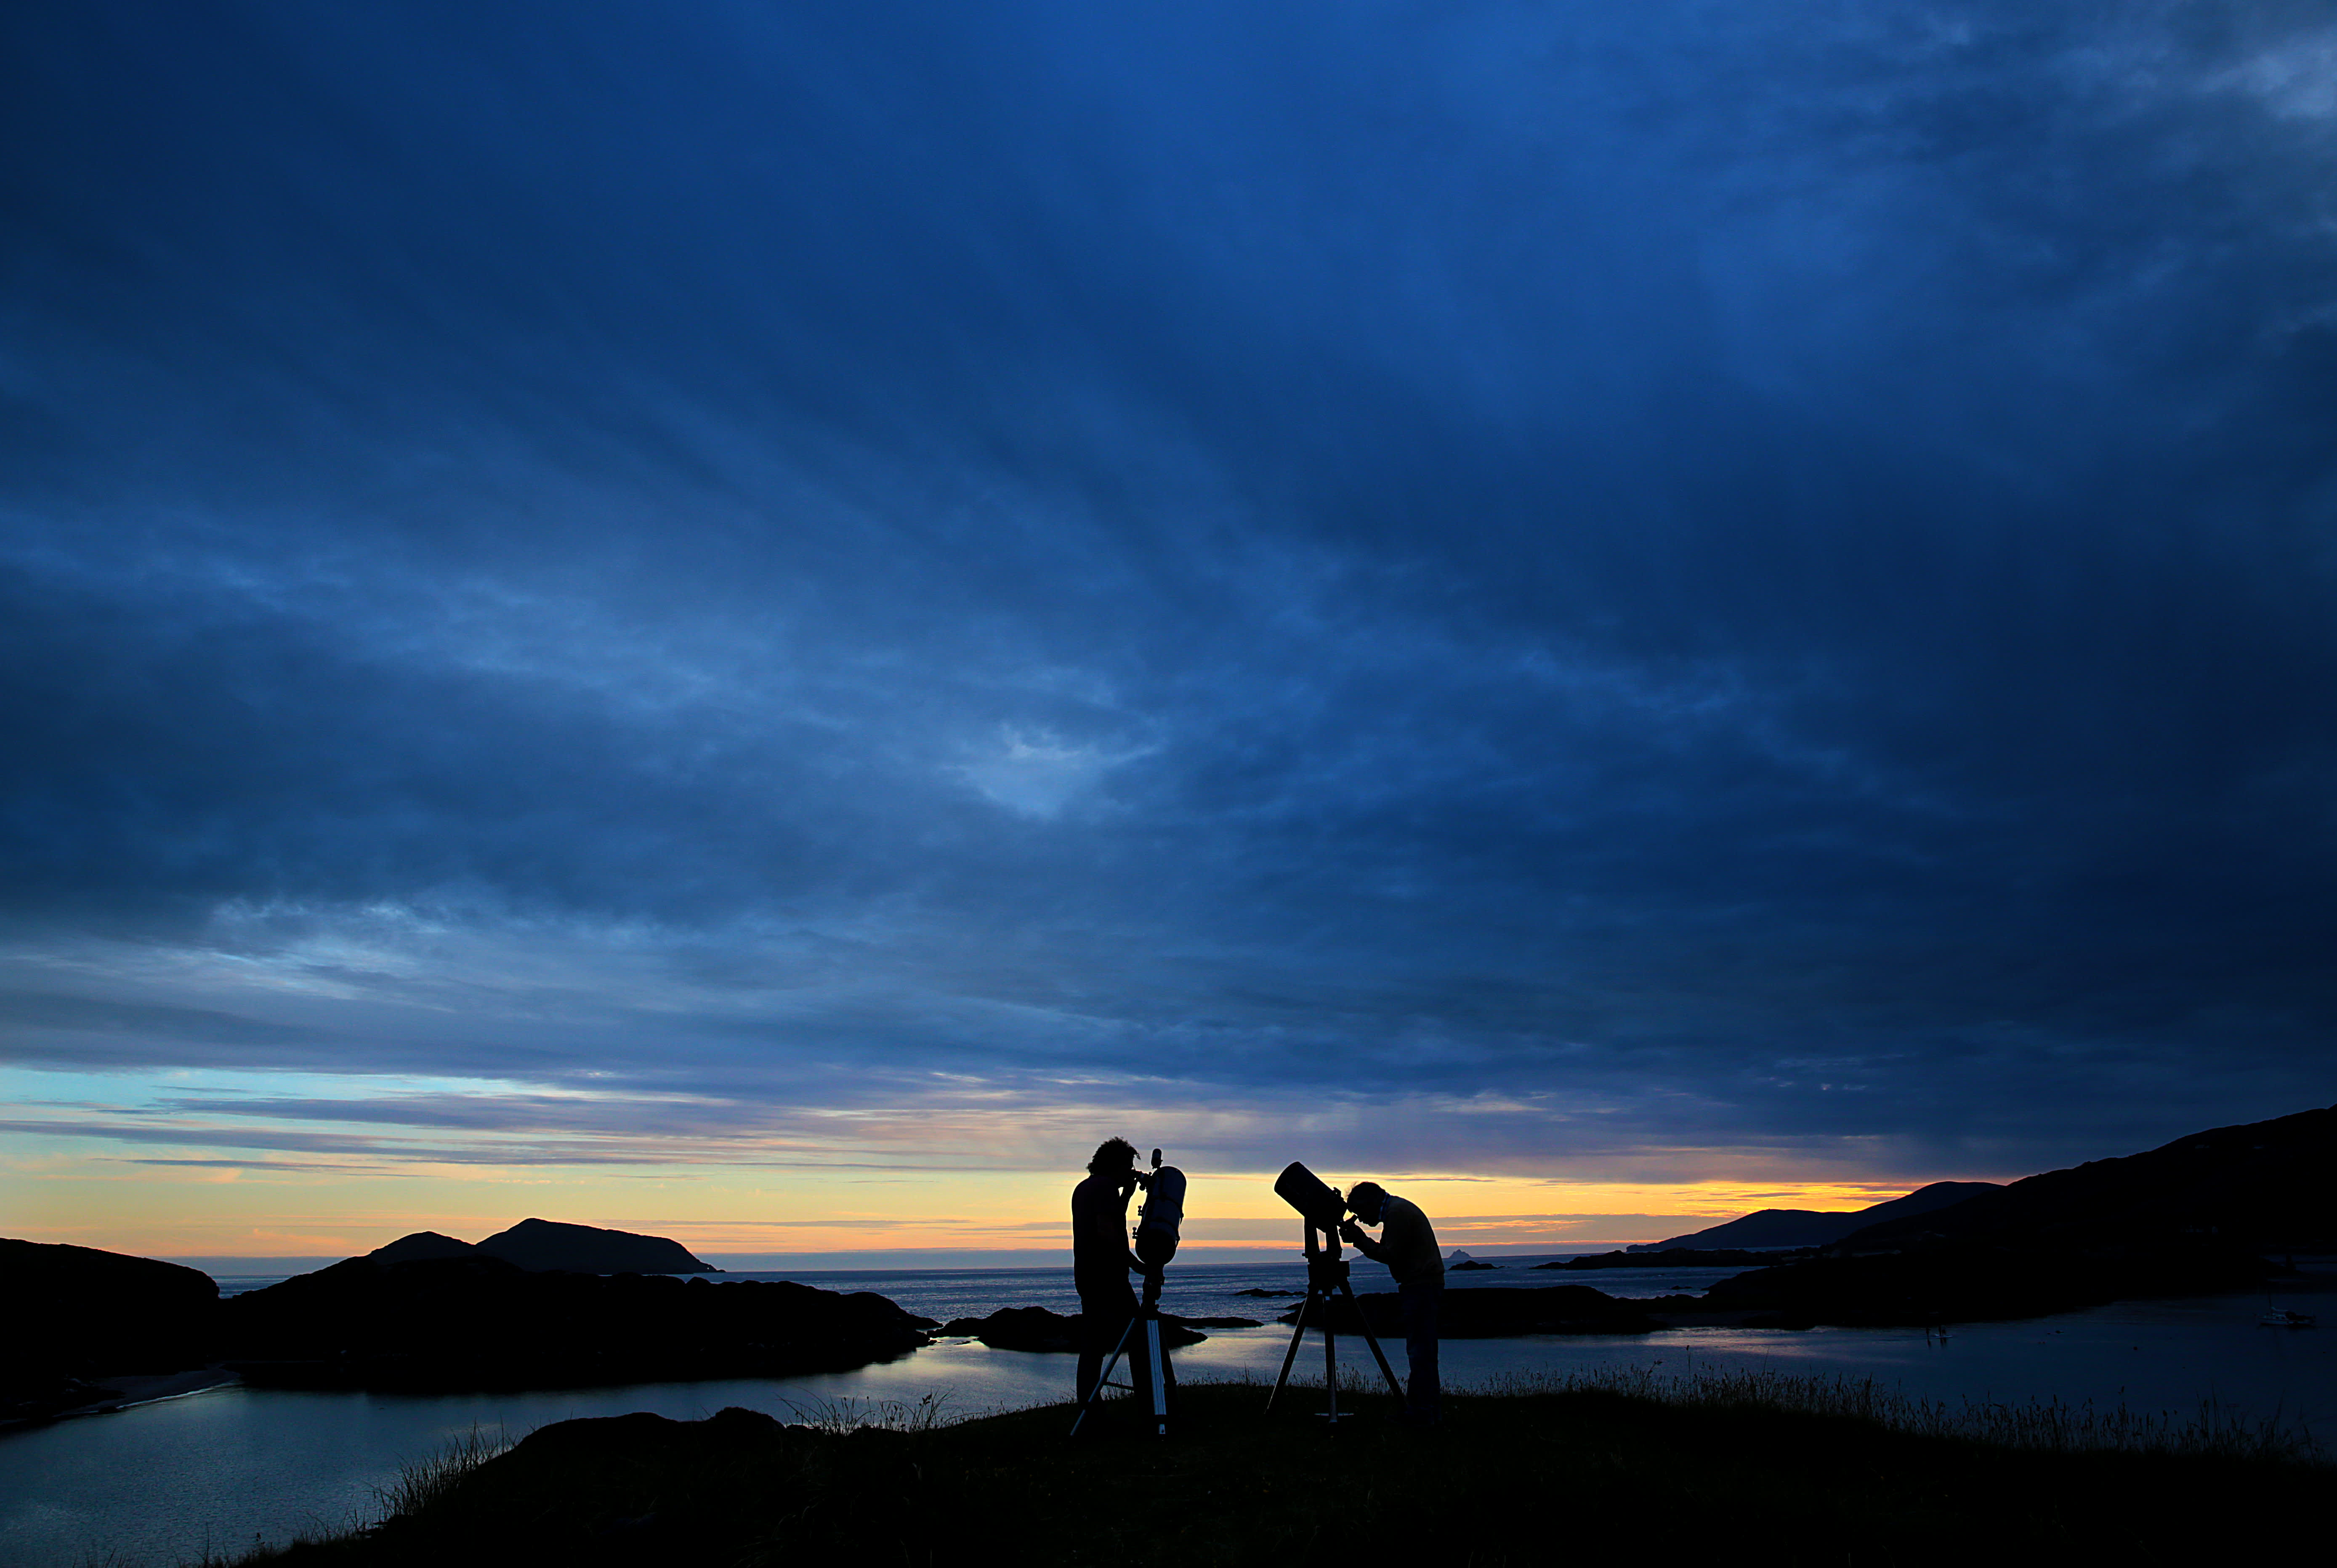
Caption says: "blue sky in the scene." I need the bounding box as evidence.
[3,2,2334,1256]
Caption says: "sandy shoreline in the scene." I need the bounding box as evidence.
[42,1369,241,1422]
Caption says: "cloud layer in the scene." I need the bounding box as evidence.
[4,2,2334,1198]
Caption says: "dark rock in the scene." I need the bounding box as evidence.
[475,1217,714,1274]
[1538,1247,1787,1270]
[1449,1260,1500,1271]
[220,1257,930,1390]
[937,1306,1210,1351]
[1279,1284,1658,1337]
[364,1231,479,1264]
[1233,1287,1301,1297]
[1,1239,219,1415]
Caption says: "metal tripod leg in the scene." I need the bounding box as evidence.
[1324,1302,1341,1422]
[1068,1310,1142,1438]
[1143,1315,1169,1436]
[1335,1277,1405,1398]
[1265,1288,1316,1411]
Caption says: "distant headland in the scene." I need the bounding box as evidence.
[364,1217,717,1275]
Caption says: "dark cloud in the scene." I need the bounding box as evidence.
[3,1,2334,1179]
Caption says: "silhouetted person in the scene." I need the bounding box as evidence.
[1071,1137,1151,1418]
[1341,1180,1442,1424]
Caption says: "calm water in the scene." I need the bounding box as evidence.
[7,1260,2329,1568]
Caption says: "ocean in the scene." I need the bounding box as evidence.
[6,1256,2330,1568]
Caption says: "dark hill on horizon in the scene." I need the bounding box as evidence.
[360,1219,713,1274]
[477,1217,713,1273]
[364,1231,478,1264]
[1633,1181,2003,1252]
[1839,1102,2337,1253]
[1703,1103,2337,1327]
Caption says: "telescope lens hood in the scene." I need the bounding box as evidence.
[1273,1161,1346,1225]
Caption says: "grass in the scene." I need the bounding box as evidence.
[213,1372,2327,1566]
[771,1390,955,1435]
[366,1427,512,1519]
[1486,1363,2322,1464]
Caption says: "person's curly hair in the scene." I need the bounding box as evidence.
[1088,1137,1138,1175]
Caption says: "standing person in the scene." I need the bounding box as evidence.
[1340,1180,1443,1425]
[1071,1137,1150,1416]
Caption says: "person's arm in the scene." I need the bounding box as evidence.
[1340,1219,1388,1262]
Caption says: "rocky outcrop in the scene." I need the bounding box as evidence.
[1,1239,221,1422]
[1279,1284,1659,1337]
[221,1256,930,1390]
[936,1306,1216,1351]
[474,1218,714,1274]
[1539,1247,1789,1270]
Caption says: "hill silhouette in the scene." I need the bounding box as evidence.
[364,1231,479,1264]
[474,1218,712,1273]
[1,1239,218,1422]
[1633,1181,2003,1252]
[1702,1103,2335,1326]
[1839,1103,2337,1253]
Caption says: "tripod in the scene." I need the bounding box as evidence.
[1266,1214,1403,1422]
[1068,1263,1176,1438]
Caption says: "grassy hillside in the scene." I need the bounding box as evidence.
[237,1372,2321,1567]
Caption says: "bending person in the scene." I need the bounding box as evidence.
[1070,1137,1151,1416]
[1340,1180,1443,1425]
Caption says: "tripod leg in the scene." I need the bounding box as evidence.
[1068,1313,1142,1438]
[1265,1292,1313,1412]
[1145,1316,1169,1437]
[1324,1313,1340,1423]
[1336,1278,1405,1398]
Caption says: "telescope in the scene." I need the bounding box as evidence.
[1133,1146,1186,1272]
[1069,1146,1183,1439]
[1266,1161,1403,1422]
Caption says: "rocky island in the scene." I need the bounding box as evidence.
[220,1248,929,1392]
[1,1221,933,1414]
